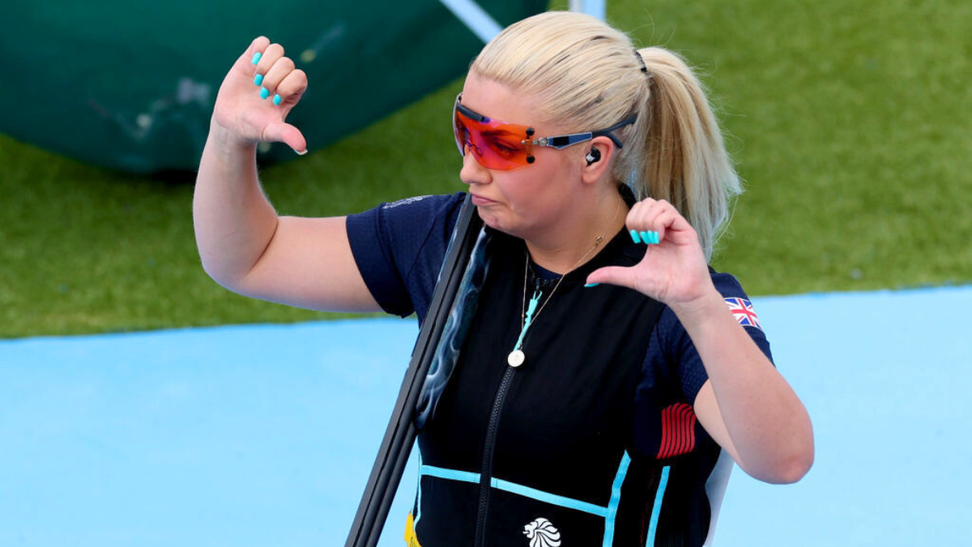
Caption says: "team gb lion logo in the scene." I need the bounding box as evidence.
[523,517,562,547]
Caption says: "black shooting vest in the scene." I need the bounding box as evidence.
[409,226,710,547]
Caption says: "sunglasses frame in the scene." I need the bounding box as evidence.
[453,93,636,170]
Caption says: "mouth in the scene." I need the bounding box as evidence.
[470,193,497,206]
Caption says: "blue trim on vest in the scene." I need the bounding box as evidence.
[646,466,671,546]
[420,464,609,518]
[602,451,632,546]
[421,464,480,484]
[492,477,607,517]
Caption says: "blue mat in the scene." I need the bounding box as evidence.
[2,286,970,546]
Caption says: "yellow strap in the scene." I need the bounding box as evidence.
[404,512,423,547]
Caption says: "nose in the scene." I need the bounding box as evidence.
[459,144,491,186]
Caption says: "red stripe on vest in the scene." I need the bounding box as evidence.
[657,403,697,459]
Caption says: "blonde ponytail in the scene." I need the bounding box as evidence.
[633,47,742,260]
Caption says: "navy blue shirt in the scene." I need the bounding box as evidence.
[346,192,773,409]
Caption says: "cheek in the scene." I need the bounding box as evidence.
[487,160,573,227]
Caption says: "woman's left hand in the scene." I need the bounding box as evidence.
[586,198,715,306]
[590,199,815,484]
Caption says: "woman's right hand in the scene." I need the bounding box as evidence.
[211,36,308,154]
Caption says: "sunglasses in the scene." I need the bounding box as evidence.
[452,94,636,171]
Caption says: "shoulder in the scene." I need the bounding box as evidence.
[345,192,467,318]
[710,270,749,298]
[709,270,766,333]
[651,268,772,369]
[655,269,769,339]
[346,192,466,260]
[378,193,466,215]
[348,192,466,230]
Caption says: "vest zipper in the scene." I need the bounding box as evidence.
[474,364,517,547]
[475,276,541,546]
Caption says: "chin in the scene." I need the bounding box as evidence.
[475,207,500,230]
[476,207,518,237]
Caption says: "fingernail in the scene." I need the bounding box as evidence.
[584,283,600,288]
[649,231,660,244]
[260,87,270,99]
[629,229,641,244]
[640,231,651,244]
[293,148,308,156]
[251,52,262,65]
[254,74,264,86]
[273,93,281,106]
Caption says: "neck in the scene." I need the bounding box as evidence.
[525,188,627,274]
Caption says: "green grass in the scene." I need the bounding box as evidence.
[2,0,970,338]
[622,0,972,294]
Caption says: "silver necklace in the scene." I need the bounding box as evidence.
[507,199,622,368]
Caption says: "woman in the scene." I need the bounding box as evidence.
[194,11,813,547]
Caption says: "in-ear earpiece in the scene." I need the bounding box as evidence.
[585,148,601,166]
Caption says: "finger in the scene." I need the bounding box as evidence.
[626,198,652,223]
[648,201,697,244]
[261,55,296,100]
[263,121,308,155]
[638,200,672,242]
[585,265,639,290]
[625,199,663,244]
[254,43,285,87]
[627,199,685,244]
[623,200,646,242]
[651,208,681,242]
[237,36,271,72]
[625,198,661,230]
[274,69,308,107]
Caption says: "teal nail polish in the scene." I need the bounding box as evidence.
[650,231,661,244]
[584,283,600,288]
[251,52,262,65]
[254,74,263,86]
[640,231,651,244]
[629,229,641,244]
[260,87,270,99]
[273,94,281,106]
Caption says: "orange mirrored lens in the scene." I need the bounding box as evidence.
[453,107,533,171]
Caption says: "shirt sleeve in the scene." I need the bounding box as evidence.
[632,271,774,457]
[345,192,466,321]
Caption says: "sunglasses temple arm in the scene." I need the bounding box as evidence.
[592,114,638,149]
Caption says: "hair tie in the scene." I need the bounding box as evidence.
[634,50,649,75]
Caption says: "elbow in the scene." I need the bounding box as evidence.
[197,249,249,294]
[197,252,234,289]
[766,450,814,484]
[746,441,815,485]
[201,261,249,295]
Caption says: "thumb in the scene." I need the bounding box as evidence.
[586,265,638,290]
[264,121,308,155]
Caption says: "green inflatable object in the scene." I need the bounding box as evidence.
[2,1,546,173]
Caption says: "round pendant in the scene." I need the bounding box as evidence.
[507,349,526,368]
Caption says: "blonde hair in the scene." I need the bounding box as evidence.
[471,11,742,260]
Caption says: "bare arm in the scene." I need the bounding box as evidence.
[587,198,814,483]
[193,37,380,313]
[674,294,814,484]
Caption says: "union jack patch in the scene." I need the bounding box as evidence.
[725,297,762,330]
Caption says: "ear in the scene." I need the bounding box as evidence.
[580,136,617,185]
